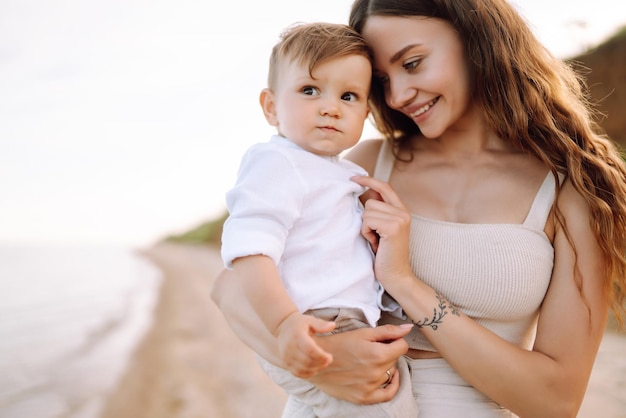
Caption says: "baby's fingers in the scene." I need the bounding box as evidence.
[285,341,333,378]
[279,317,335,378]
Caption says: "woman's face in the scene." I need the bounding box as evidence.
[361,15,473,139]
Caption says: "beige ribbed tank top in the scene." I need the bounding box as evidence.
[375,140,556,351]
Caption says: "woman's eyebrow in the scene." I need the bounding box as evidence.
[389,44,422,64]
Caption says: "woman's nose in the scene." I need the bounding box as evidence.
[386,76,415,110]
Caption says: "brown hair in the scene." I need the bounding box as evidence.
[267,22,372,90]
[350,0,626,325]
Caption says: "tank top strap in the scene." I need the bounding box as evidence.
[374,140,560,230]
[373,139,395,181]
[523,172,561,229]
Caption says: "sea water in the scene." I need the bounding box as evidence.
[0,244,161,418]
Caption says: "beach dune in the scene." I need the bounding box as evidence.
[99,242,625,418]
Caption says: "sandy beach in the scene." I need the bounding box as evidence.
[99,242,626,418]
[98,242,287,418]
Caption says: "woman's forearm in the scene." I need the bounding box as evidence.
[386,275,605,418]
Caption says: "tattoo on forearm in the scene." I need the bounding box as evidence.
[412,293,460,330]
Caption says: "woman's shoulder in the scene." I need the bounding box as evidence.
[556,177,592,224]
[546,176,597,251]
[343,139,385,176]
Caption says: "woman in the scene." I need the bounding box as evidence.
[212,0,626,416]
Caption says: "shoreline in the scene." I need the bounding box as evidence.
[0,245,162,418]
[98,242,625,418]
[98,242,286,418]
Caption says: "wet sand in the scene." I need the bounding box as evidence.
[99,242,626,418]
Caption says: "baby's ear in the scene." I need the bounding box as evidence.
[259,88,278,126]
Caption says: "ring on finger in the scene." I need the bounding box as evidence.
[382,369,393,388]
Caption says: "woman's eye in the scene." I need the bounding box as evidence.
[302,86,320,96]
[403,58,421,71]
[341,92,358,102]
[374,73,389,85]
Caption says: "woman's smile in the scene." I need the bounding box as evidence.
[409,97,439,118]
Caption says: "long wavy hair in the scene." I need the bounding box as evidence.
[350,0,626,326]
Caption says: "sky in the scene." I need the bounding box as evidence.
[1,0,624,247]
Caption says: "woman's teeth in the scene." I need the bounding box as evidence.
[410,97,439,117]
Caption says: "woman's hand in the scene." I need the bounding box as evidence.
[351,175,414,288]
[309,324,413,404]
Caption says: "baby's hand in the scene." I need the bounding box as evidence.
[276,312,336,378]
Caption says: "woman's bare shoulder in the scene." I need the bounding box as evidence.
[343,139,384,176]
[556,177,592,221]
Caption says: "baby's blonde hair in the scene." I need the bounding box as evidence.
[267,22,372,91]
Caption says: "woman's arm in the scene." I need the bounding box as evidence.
[351,175,609,418]
[210,268,414,404]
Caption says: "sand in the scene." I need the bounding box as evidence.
[99,242,626,418]
[98,242,287,418]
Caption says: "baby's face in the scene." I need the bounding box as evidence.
[268,54,371,156]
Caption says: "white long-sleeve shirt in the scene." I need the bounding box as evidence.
[221,135,383,326]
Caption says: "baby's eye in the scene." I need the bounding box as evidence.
[302,86,320,96]
[341,92,358,102]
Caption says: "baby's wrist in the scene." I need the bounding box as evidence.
[272,310,301,337]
